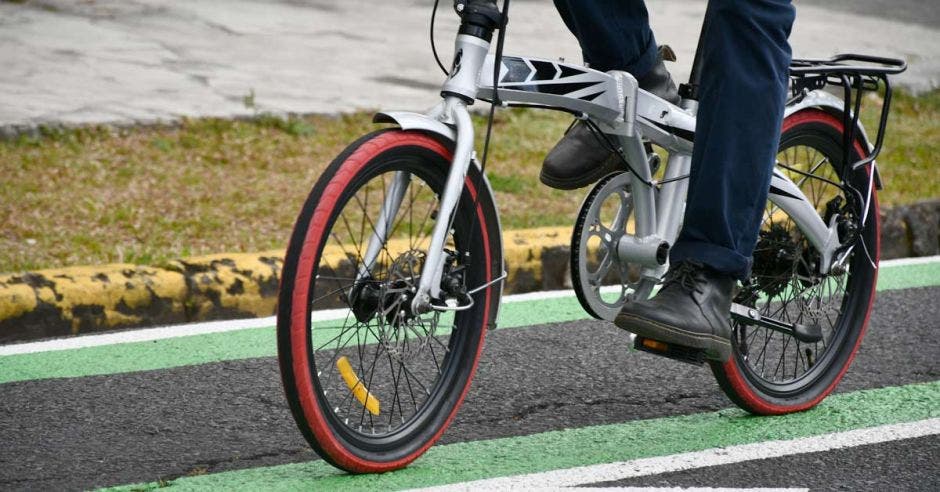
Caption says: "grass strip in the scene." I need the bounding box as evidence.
[103,380,940,491]
[2,90,938,274]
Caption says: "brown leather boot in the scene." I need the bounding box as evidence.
[540,46,680,190]
[615,260,735,362]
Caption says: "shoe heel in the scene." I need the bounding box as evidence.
[633,336,706,366]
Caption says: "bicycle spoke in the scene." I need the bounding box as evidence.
[735,139,864,387]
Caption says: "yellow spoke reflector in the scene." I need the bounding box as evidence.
[336,356,381,416]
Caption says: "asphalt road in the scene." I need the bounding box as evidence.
[1,283,938,490]
[595,434,940,490]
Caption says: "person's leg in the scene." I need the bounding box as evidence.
[669,0,796,280]
[615,0,795,362]
[552,0,658,76]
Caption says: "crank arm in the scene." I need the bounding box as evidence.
[730,303,823,344]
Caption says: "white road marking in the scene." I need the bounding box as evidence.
[878,255,940,267]
[0,282,589,356]
[563,488,807,492]
[416,418,940,491]
[0,316,277,356]
[2,255,937,356]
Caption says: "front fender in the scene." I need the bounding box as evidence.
[784,90,882,189]
[373,111,456,143]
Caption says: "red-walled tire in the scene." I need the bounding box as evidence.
[710,109,879,415]
[277,129,502,472]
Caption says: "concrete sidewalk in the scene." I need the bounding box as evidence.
[1,0,938,132]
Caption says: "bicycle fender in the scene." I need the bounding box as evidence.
[373,111,456,142]
[784,90,883,189]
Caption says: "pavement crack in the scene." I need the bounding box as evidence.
[512,401,568,420]
[201,19,240,36]
[152,448,315,486]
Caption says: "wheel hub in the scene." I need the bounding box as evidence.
[751,223,799,297]
[349,249,427,325]
[381,250,426,327]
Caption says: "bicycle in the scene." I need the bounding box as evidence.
[276,0,906,472]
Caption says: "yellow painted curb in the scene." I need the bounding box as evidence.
[503,226,572,292]
[0,264,187,342]
[164,251,283,322]
[0,228,574,342]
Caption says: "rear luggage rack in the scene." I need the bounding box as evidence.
[788,53,907,172]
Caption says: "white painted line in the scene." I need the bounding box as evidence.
[0,285,590,356]
[417,418,940,491]
[500,288,583,303]
[0,285,591,356]
[0,305,354,356]
[879,254,940,267]
[563,488,806,492]
[502,284,624,303]
[3,255,937,356]
[0,316,276,356]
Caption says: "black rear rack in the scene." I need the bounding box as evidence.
[788,54,907,174]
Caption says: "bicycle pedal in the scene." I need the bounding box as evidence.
[633,336,706,366]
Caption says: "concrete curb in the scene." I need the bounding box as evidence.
[2,200,938,343]
[0,228,569,343]
[0,252,284,344]
[880,199,940,259]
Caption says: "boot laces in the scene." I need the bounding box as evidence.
[663,261,706,295]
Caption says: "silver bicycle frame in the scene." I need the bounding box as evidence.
[375,37,848,313]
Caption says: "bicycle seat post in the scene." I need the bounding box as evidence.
[679,2,712,108]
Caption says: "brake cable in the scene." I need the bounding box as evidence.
[430,0,449,75]
[462,0,510,301]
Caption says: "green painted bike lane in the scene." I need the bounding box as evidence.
[1,258,939,384]
[104,380,940,491]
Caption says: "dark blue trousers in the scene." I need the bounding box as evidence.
[554,0,795,280]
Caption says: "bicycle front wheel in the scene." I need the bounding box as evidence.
[277,130,502,472]
[711,109,879,414]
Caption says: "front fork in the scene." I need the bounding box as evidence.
[412,99,477,314]
[356,97,476,315]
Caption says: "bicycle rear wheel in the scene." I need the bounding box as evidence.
[711,109,879,414]
[277,130,502,472]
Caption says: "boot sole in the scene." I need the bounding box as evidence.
[615,312,732,362]
[539,157,621,190]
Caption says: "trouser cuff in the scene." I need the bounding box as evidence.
[669,240,752,281]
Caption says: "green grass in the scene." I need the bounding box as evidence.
[871,89,940,203]
[0,89,937,274]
